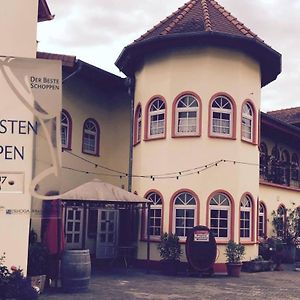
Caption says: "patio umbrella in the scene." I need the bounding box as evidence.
[60,178,149,203]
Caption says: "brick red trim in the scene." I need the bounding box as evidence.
[238,192,256,243]
[206,189,235,242]
[208,92,237,140]
[61,109,72,150]
[144,95,167,141]
[141,190,165,242]
[169,189,200,242]
[171,91,202,138]
[82,118,100,156]
[240,99,258,145]
[133,103,142,146]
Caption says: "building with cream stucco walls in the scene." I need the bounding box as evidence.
[33,0,300,273]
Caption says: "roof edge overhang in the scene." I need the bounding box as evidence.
[38,0,54,22]
[116,31,281,87]
[261,112,300,139]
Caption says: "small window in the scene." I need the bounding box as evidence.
[209,193,231,241]
[173,192,197,239]
[175,95,199,136]
[211,96,233,137]
[61,110,72,149]
[147,98,166,139]
[242,102,254,142]
[134,105,142,144]
[258,202,266,238]
[276,205,286,237]
[88,209,98,238]
[82,118,100,155]
[240,195,252,241]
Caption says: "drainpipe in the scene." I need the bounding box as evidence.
[125,77,135,192]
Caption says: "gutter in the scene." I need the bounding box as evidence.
[125,77,135,192]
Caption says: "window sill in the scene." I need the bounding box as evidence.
[133,140,141,147]
[208,134,236,140]
[241,138,257,145]
[82,151,99,157]
[172,133,201,138]
[144,136,166,142]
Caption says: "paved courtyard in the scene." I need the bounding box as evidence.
[40,265,300,300]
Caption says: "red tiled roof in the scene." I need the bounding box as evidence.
[135,0,262,43]
[37,52,76,67]
[116,0,281,86]
[267,107,300,125]
[38,0,54,22]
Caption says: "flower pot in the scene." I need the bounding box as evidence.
[226,263,243,277]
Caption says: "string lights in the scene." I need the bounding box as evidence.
[62,150,262,181]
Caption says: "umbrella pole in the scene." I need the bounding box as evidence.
[146,203,151,274]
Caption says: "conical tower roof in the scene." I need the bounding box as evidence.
[116,0,281,87]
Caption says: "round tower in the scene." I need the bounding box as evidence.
[116,0,281,270]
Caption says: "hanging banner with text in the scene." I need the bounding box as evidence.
[0,57,62,197]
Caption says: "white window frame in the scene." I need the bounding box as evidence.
[146,192,163,239]
[173,192,196,240]
[148,98,165,138]
[135,106,142,143]
[240,196,252,241]
[209,193,231,241]
[61,111,70,149]
[83,119,99,155]
[211,96,233,137]
[242,102,253,142]
[175,95,199,136]
[258,203,266,238]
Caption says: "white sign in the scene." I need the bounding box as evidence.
[194,230,209,242]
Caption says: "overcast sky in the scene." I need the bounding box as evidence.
[37,0,300,112]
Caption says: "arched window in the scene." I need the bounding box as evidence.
[134,105,142,145]
[146,192,163,238]
[210,96,233,137]
[147,97,166,139]
[270,146,280,184]
[61,110,72,149]
[281,150,290,186]
[275,205,286,238]
[240,195,253,241]
[291,153,299,184]
[173,192,197,239]
[242,102,254,142]
[82,118,100,156]
[209,192,231,240]
[258,202,266,238]
[259,142,268,180]
[174,94,200,136]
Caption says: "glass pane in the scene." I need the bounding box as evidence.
[186,209,194,218]
[75,211,81,220]
[100,234,106,242]
[211,219,218,227]
[74,234,80,243]
[67,222,73,231]
[186,219,194,228]
[176,209,184,217]
[67,234,72,243]
[101,222,106,231]
[176,218,184,227]
[109,222,114,231]
[220,210,228,218]
[108,234,114,243]
[175,228,184,237]
[67,210,73,219]
[75,222,80,231]
[210,210,218,218]
[220,219,228,228]
[219,229,227,237]
[155,219,161,226]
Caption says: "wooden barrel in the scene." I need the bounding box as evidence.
[61,249,91,293]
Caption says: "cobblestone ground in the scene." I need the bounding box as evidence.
[40,265,300,300]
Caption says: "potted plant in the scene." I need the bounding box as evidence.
[271,207,300,263]
[27,230,49,293]
[157,233,182,275]
[224,240,245,277]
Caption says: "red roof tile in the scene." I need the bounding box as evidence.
[135,0,262,43]
[267,107,300,125]
[38,0,54,22]
[37,52,76,67]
